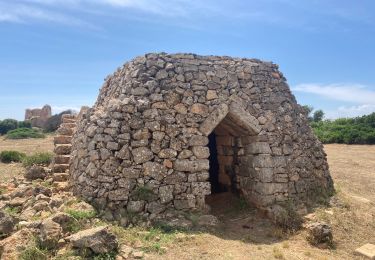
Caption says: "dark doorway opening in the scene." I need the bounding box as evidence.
[208,132,227,194]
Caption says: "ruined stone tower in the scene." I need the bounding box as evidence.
[70,53,333,221]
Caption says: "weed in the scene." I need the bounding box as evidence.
[93,251,117,260]
[234,197,250,211]
[184,212,200,227]
[65,209,97,220]
[0,150,26,163]
[109,223,177,255]
[271,228,286,239]
[4,206,21,216]
[64,198,81,207]
[272,247,285,259]
[133,186,155,201]
[52,249,79,260]
[153,222,185,233]
[19,245,48,260]
[304,251,312,257]
[282,241,289,248]
[273,200,303,230]
[67,220,84,233]
[22,152,53,167]
[0,187,6,195]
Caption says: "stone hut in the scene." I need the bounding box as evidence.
[70,53,333,221]
[25,104,52,128]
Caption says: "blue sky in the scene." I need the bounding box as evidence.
[0,0,374,120]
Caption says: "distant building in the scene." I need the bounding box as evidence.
[25,104,52,128]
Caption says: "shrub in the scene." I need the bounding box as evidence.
[18,121,32,128]
[6,128,45,139]
[0,150,26,163]
[22,152,53,167]
[19,246,48,260]
[0,119,18,135]
[309,111,375,144]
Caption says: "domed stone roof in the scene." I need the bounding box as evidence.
[70,53,333,223]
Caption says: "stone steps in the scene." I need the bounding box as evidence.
[62,118,76,124]
[54,144,72,155]
[57,127,74,136]
[54,155,71,164]
[54,135,72,145]
[52,164,69,172]
[52,113,78,180]
[52,181,70,192]
[53,172,70,182]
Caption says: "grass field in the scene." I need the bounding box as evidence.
[0,136,374,259]
[0,134,54,182]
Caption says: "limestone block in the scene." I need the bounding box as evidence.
[188,135,209,146]
[132,147,154,164]
[108,189,129,201]
[192,146,210,159]
[127,201,145,213]
[199,104,228,136]
[191,103,209,115]
[355,244,375,259]
[158,148,178,159]
[206,90,218,100]
[227,103,261,135]
[254,182,288,195]
[245,142,272,154]
[173,159,209,172]
[159,185,174,204]
[191,182,211,195]
[143,162,167,181]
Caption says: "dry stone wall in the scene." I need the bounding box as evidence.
[70,53,334,221]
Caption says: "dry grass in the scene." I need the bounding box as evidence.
[0,137,374,260]
[0,134,54,182]
[148,144,375,260]
[0,134,54,155]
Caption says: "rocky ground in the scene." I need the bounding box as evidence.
[0,137,374,259]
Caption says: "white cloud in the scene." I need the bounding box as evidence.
[293,83,375,104]
[0,13,23,22]
[325,104,375,119]
[0,2,97,28]
[52,106,80,114]
[293,83,375,119]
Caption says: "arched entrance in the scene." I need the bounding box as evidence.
[200,102,262,208]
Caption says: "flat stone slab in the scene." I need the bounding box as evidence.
[355,244,375,259]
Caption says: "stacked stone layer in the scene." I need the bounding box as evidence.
[70,53,334,219]
[53,114,77,183]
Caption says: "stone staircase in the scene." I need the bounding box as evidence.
[52,114,77,190]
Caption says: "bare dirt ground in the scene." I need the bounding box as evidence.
[154,144,375,260]
[0,138,374,259]
[0,135,54,182]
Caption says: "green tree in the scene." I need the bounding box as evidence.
[18,121,32,128]
[302,105,314,122]
[313,109,324,122]
[0,119,18,135]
